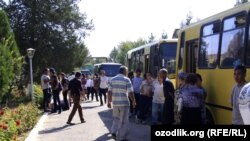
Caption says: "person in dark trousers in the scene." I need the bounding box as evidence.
[160,69,175,125]
[99,70,109,106]
[60,72,70,110]
[92,74,99,101]
[180,73,205,124]
[132,69,143,116]
[128,71,134,116]
[50,68,62,114]
[41,68,52,112]
[67,72,85,125]
[137,72,153,124]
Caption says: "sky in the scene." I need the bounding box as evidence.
[79,0,237,57]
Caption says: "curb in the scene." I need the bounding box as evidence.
[25,112,48,141]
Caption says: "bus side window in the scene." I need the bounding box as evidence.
[220,13,246,68]
[198,21,220,68]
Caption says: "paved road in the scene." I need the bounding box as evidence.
[26,100,150,141]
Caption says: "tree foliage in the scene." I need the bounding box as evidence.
[148,33,156,43]
[115,38,147,65]
[109,47,118,63]
[161,32,168,39]
[0,0,93,82]
[0,10,22,101]
[180,11,193,28]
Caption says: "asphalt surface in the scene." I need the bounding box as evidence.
[25,100,150,141]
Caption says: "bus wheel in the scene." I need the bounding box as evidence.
[205,109,214,125]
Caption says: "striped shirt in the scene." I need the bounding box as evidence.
[108,74,133,106]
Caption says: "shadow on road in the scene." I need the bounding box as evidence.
[97,108,151,141]
[38,124,72,134]
[95,133,114,141]
[98,109,113,131]
[82,105,100,109]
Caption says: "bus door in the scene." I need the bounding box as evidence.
[150,44,159,78]
[185,39,199,73]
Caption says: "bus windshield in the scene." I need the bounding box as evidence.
[100,64,121,77]
[160,43,177,74]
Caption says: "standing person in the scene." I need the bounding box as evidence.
[179,73,204,124]
[176,72,187,112]
[99,70,109,106]
[41,68,51,112]
[159,69,175,125]
[50,68,62,114]
[67,72,86,125]
[60,72,70,110]
[49,68,62,114]
[86,75,94,100]
[128,71,134,117]
[92,74,100,101]
[132,69,143,116]
[196,73,207,124]
[81,74,87,101]
[137,72,153,124]
[231,65,247,125]
[151,73,165,125]
[107,66,136,141]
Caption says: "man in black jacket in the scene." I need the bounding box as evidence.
[159,68,175,125]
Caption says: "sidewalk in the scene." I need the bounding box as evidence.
[25,100,150,141]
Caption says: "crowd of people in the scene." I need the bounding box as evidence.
[41,68,110,124]
[40,64,249,141]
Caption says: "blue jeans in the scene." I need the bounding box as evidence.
[152,102,164,124]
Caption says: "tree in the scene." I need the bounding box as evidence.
[116,38,147,65]
[0,0,94,82]
[235,0,248,6]
[148,33,156,43]
[161,32,168,39]
[109,47,118,62]
[0,10,22,102]
[180,11,193,28]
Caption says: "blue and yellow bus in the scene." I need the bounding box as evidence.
[126,39,177,85]
[176,2,250,124]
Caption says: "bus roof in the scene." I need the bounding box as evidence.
[127,39,177,58]
[180,2,250,33]
[97,63,122,66]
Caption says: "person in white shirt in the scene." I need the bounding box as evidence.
[41,68,51,112]
[151,74,164,124]
[231,65,246,125]
[99,70,109,106]
[86,75,94,100]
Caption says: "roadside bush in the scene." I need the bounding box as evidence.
[0,103,41,141]
[33,84,43,108]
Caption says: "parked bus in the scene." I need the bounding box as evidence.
[126,39,177,86]
[176,3,250,124]
[94,63,122,78]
